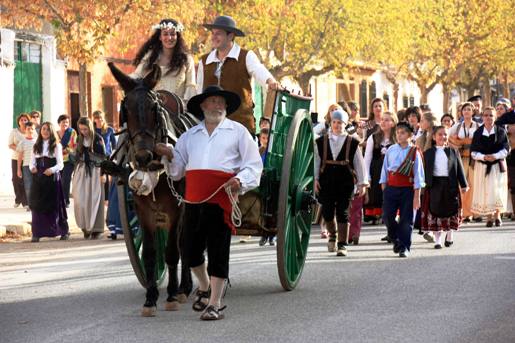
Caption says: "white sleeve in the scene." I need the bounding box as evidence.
[493,149,508,160]
[30,148,36,170]
[196,61,204,95]
[235,128,264,193]
[183,55,197,101]
[169,136,188,181]
[8,130,17,150]
[471,151,484,161]
[246,50,273,89]
[363,135,374,182]
[353,146,368,186]
[50,143,64,173]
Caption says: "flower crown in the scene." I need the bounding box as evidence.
[151,21,184,32]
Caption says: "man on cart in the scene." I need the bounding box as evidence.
[155,85,263,321]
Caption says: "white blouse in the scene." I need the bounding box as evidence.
[364,135,392,182]
[8,128,25,160]
[30,140,64,174]
[433,146,449,177]
[449,121,478,139]
[132,53,197,101]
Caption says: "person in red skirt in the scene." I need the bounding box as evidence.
[421,126,469,249]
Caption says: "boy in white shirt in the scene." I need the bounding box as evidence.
[17,122,37,209]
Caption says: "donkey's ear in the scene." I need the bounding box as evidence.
[108,62,137,93]
[142,64,161,90]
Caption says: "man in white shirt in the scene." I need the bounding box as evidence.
[197,15,280,134]
[155,85,262,321]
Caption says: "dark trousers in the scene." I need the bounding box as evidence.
[61,161,74,205]
[181,203,232,278]
[320,187,354,224]
[11,159,27,206]
[382,186,414,251]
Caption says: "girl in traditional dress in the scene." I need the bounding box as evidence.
[29,122,69,242]
[8,113,30,208]
[449,102,479,222]
[421,126,468,249]
[93,110,116,202]
[364,112,397,236]
[471,107,509,227]
[440,113,455,130]
[132,18,196,101]
[56,114,77,207]
[72,117,106,239]
[415,112,437,152]
[363,98,384,141]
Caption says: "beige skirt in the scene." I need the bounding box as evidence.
[72,163,104,233]
[471,162,507,215]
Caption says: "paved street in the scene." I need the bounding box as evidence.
[1,220,515,343]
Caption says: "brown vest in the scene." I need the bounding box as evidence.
[202,49,255,133]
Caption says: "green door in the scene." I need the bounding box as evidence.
[13,41,42,127]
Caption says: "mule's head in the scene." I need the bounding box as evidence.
[108,62,162,169]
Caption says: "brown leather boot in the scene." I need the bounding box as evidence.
[326,220,337,252]
[336,222,350,256]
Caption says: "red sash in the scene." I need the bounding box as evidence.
[185,169,236,233]
[387,171,414,187]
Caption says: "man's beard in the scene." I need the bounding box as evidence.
[204,109,227,124]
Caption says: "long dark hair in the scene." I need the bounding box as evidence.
[133,19,189,76]
[76,117,96,155]
[33,122,57,156]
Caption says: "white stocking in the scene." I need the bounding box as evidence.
[446,231,454,242]
[434,231,442,245]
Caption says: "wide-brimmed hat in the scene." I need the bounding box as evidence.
[187,85,241,120]
[203,15,245,37]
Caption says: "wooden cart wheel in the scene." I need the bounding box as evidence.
[118,184,168,288]
[276,109,315,291]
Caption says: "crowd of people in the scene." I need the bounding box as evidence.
[6,14,515,322]
[315,94,515,257]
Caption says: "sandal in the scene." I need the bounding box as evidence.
[200,305,226,321]
[192,288,210,312]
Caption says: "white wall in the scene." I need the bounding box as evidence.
[0,29,16,195]
[41,35,66,125]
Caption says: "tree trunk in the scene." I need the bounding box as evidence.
[79,63,89,117]
[297,74,312,96]
[502,73,510,98]
[481,79,491,107]
[442,83,450,114]
[419,85,428,105]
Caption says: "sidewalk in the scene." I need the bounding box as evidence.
[0,194,82,242]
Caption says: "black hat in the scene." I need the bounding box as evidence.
[203,15,245,37]
[396,122,413,133]
[187,85,241,120]
[468,95,482,102]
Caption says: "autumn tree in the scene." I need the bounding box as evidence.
[2,0,147,117]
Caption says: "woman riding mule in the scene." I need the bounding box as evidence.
[107,61,194,317]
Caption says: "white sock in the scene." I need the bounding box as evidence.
[446,231,453,242]
[208,276,226,308]
[191,263,210,292]
[434,231,442,245]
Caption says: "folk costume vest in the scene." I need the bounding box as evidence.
[387,146,418,187]
[201,49,255,133]
[316,134,359,200]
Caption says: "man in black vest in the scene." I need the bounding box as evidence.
[315,109,368,256]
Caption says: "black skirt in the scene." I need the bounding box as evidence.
[429,177,459,218]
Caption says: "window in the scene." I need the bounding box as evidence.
[409,96,415,107]
[14,41,41,63]
[402,96,409,109]
[369,81,376,101]
[383,92,390,110]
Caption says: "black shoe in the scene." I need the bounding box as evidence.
[83,230,91,239]
[486,221,493,228]
[444,241,453,247]
[399,250,409,258]
[352,236,359,245]
[31,237,40,243]
[268,236,276,246]
[192,288,210,312]
[381,235,391,242]
[495,219,502,227]
[90,232,103,240]
[434,244,442,249]
[473,217,483,222]
[393,242,401,254]
[60,233,70,241]
[259,236,267,246]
